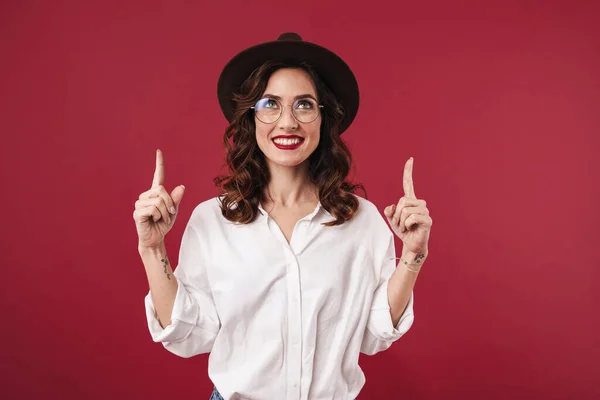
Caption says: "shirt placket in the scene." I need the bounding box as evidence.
[264,216,303,399]
[285,243,302,399]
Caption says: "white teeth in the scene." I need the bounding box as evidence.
[273,138,302,145]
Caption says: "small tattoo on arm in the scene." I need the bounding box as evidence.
[161,257,171,280]
[414,253,426,264]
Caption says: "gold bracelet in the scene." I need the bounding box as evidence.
[389,255,427,266]
[406,265,421,273]
[388,254,427,273]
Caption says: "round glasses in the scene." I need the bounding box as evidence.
[251,97,323,124]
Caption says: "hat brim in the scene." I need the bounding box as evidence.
[217,39,359,134]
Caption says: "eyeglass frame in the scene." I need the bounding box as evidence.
[250,97,324,124]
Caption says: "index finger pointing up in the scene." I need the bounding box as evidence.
[152,149,165,188]
[403,157,416,198]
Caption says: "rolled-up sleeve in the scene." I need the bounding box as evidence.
[360,231,415,355]
[145,212,221,358]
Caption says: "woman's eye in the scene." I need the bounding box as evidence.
[296,100,313,109]
[265,99,278,108]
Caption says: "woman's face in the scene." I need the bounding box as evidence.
[255,68,321,170]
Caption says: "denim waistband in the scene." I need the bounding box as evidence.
[210,386,224,400]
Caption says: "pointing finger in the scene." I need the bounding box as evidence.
[403,157,416,199]
[152,149,165,188]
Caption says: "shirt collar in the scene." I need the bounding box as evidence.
[257,201,332,222]
[257,203,267,216]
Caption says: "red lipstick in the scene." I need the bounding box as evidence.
[272,135,304,150]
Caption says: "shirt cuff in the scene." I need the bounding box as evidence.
[145,279,198,344]
[368,290,415,342]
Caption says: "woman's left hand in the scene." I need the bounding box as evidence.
[384,157,433,256]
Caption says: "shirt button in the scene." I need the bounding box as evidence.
[292,383,297,388]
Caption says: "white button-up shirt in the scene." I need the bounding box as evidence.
[145,195,414,399]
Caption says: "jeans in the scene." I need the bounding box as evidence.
[210,387,358,399]
[210,386,224,400]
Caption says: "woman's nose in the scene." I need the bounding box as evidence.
[278,106,298,130]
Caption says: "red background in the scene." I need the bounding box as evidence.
[1,1,599,399]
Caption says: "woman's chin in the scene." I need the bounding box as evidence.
[266,154,309,169]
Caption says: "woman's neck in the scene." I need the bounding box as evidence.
[263,162,318,207]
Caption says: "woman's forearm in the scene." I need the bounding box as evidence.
[139,242,179,328]
[388,249,426,326]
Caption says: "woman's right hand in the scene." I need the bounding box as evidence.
[133,149,185,251]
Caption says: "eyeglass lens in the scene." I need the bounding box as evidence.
[254,98,320,124]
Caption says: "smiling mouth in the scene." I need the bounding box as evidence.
[271,136,304,150]
[272,137,304,145]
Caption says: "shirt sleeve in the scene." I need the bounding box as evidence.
[360,230,415,356]
[144,211,221,358]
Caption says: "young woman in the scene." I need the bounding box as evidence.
[133,33,433,400]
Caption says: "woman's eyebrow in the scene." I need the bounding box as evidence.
[263,93,318,101]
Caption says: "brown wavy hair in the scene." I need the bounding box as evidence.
[213,60,365,226]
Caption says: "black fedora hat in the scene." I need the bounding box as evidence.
[217,32,359,134]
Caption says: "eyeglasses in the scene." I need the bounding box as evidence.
[250,97,323,124]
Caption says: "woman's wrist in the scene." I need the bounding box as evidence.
[400,249,428,272]
[138,241,166,257]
